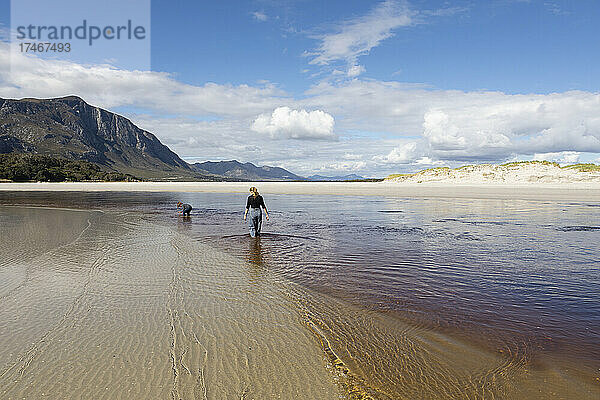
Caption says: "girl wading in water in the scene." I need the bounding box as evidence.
[244,187,269,237]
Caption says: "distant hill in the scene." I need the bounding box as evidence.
[192,160,306,181]
[307,174,364,181]
[0,96,215,180]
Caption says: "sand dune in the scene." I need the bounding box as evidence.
[385,162,600,185]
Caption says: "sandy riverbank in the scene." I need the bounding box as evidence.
[1,181,600,202]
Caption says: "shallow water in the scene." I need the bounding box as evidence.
[0,191,599,399]
[0,206,341,399]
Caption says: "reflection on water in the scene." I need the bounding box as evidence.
[248,237,265,267]
[1,191,599,399]
[176,215,193,233]
[246,237,267,286]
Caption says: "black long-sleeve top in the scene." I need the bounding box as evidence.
[246,194,267,211]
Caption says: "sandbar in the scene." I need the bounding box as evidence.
[1,181,600,202]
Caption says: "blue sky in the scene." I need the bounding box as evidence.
[1,0,599,176]
[149,0,600,94]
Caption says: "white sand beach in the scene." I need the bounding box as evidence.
[1,180,600,202]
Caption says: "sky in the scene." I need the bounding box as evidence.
[1,0,599,177]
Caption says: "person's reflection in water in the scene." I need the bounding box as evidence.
[246,236,266,285]
[177,215,193,234]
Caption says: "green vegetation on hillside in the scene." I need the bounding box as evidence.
[561,163,600,172]
[385,161,600,180]
[385,173,412,179]
[421,167,450,174]
[501,160,560,168]
[385,167,449,180]
[0,153,139,182]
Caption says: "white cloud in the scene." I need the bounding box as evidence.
[372,143,444,167]
[251,106,336,140]
[415,157,445,165]
[423,109,512,153]
[347,65,366,78]
[303,1,467,80]
[2,41,600,176]
[314,161,367,173]
[303,80,600,163]
[342,152,362,160]
[0,42,286,118]
[131,115,263,159]
[419,92,600,160]
[373,142,421,164]
[252,11,268,22]
[307,0,413,66]
[544,2,570,16]
[534,151,580,164]
[423,6,469,17]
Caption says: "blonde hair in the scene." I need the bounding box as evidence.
[249,186,259,196]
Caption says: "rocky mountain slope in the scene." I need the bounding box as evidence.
[0,96,211,180]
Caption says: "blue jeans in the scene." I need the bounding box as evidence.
[248,207,262,237]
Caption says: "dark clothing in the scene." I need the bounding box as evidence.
[181,203,192,216]
[248,207,262,237]
[246,195,266,211]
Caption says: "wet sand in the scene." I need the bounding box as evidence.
[1,181,600,202]
[0,206,341,399]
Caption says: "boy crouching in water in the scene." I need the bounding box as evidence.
[177,202,193,217]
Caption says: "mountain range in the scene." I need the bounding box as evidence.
[192,160,305,181]
[307,174,364,181]
[0,96,364,181]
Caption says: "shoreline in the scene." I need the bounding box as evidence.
[1,181,600,201]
